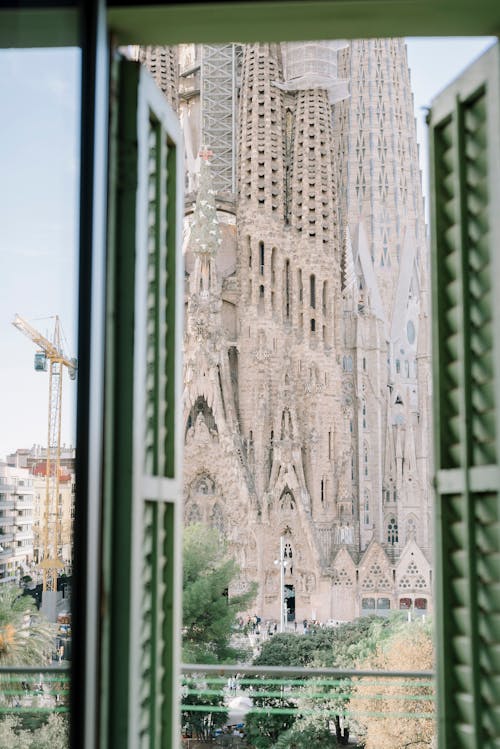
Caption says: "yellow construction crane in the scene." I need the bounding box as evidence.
[12,314,77,593]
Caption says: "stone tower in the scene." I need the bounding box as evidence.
[146,38,433,622]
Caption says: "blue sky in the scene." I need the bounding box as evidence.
[0,38,495,460]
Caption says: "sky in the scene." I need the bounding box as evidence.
[0,37,495,461]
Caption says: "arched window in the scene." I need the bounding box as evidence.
[248,430,254,466]
[285,259,291,320]
[364,491,370,525]
[387,517,399,544]
[363,443,369,477]
[362,400,367,428]
[280,490,295,512]
[347,355,353,372]
[396,359,401,374]
[310,274,316,308]
[186,503,201,525]
[406,516,417,542]
[210,503,225,535]
[186,396,217,438]
[259,241,264,274]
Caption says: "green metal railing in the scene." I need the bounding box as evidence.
[0,665,70,715]
[181,663,435,745]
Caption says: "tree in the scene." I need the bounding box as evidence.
[354,620,435,749]
[0,714,68,749]
[181,677,228,741]
[0,584,54,666]
[245,617,400,748]
[182,524,256,663]
[272,714,337,749]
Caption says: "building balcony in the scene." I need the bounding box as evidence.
[0,483,16,493]
[14,530,34,541]
[0,500,15,510]
[14,545,34,557]
[15,497,35,509]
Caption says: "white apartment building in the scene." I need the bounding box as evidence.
[0,462,35,582]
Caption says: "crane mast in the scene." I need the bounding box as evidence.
[13,314,76,593]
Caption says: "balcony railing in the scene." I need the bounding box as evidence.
[0,665,70,720]
[0,663,435,746]
[181,663,435,747]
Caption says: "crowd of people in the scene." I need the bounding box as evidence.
[235,614,342,638]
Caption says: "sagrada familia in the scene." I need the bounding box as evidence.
[140,40,433,623]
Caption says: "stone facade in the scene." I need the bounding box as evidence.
[142,39,433,622]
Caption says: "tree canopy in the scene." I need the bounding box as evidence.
[354,619,435,749]
[0,585,53,666]
[245,615,419,748]
[182,523,256,663]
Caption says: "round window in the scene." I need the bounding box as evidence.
[407,320,416,345]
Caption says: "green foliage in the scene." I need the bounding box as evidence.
[246,616,404,748]
[0,714,68,749]
[182,524,256,663]
[0,585,54,667]
[253,616,393,671]
[272,714,337,748]
[244,703,296,749]
[181,678,228,741]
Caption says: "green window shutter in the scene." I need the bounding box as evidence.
[102,58,184,749]
[429,43,500,749]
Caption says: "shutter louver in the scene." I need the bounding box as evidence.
[430,43,500,749]
[103,59,184,749]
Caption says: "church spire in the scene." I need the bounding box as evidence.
[188,148,221,298]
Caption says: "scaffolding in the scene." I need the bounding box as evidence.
[200,44,240,195]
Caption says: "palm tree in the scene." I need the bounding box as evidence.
[0,584,54,666]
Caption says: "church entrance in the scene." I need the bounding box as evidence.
[285,584,295,621]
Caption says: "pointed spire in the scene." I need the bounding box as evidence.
[342,225,357,292]
[188,147,221,257]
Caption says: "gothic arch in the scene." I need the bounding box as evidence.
[185,502,202,526]
[386,516,399,545]
[405,515,418,544]
[185,395,218,441]
[279,487,296,513]
[210,502,225,535]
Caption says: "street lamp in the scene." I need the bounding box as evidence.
[274,536,288,633]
